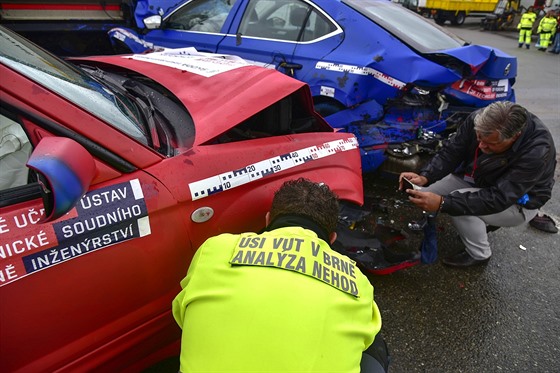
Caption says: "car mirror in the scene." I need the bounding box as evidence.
[26,137,96,222]
[144,15,162,29]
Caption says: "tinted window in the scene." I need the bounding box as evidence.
[239,0,336,42]
[165,0,236,32]
[343,0,465,52]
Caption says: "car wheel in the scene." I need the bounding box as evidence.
[434,15,446,25]
[314,99,346,117]
[451,12,466,25]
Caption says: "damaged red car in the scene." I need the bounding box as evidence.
[0,25,363,372]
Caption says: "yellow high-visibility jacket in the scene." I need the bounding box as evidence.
[172,227,382,373]
[517,11,536,29]
[538,16,558,35]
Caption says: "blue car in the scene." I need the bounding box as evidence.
[110,0,517,173]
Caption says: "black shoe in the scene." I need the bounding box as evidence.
[526,45,530,49]
[442,250,490,268]
[529,214,558,233]
[518,43,523,48]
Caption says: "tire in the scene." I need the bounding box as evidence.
[434,14,446,25]
[451,12,466,25]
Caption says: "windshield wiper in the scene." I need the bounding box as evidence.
[122,80,161,150]
[80,66,156,146]
[80,65,176,155]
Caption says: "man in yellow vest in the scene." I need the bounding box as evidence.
[517,6,537,49]
[172,178,388,372]
[537,10,558,51]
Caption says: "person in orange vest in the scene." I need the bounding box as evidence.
[537,10,558,51]
[517,6,537,49]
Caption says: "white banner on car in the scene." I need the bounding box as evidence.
[128,47,250,77]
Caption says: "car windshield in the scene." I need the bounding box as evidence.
[343,0,466,53]
[0,26,149,146]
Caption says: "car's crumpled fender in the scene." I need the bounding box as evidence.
[427,44,517,80]
[433,45,517,105]
[352,43,516,92]
[376,44,516,89]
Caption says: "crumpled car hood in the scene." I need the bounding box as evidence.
[70,50,327,146]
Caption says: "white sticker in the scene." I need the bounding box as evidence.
[320,86,336,97]
[128,48,250,77]
[316,61,406,90]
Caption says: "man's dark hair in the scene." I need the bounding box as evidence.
[269,178,339,234]
[474,101,528,140]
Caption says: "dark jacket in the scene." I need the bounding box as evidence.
[420,110,556,216]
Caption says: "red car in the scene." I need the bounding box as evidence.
[0,26,363,372]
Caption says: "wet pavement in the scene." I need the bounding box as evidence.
[366,20,560,373]
[363,174,559,373]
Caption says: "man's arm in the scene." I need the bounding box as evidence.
[171,241,206,328]
[443,143,553,216]
[419,113,476,185]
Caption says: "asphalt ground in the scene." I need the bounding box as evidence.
[365,19,560,373]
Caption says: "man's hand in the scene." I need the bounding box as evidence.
[399,172,428,191]
[407,190,442,212]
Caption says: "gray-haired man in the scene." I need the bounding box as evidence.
[399,101,556,267]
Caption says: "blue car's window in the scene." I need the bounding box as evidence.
[239,0,336,42]
[343,0,465,52]
[165,0,237,33]
[0,26,149,146]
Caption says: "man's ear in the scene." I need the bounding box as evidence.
[329,232,337,245]
[265,212,271,227]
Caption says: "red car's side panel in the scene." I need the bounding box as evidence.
[1,66,190,371]
[0,171,190,372]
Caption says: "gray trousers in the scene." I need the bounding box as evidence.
[423,174,538,260]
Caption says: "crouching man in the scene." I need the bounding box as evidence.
[173,178,389,372]
[400,101,556,267]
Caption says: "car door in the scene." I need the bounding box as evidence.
[0,76,190,372]
[216,0,343,81]
[143,0,242,52]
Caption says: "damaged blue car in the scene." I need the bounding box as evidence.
[110,0,517,173]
